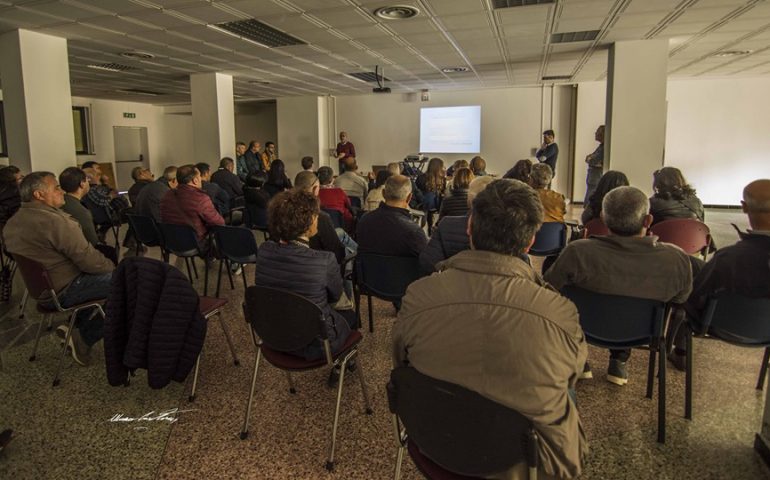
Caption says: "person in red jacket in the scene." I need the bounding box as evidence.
[160,164,224,250]
[316,166,353,231]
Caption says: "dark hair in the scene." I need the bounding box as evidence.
[59,167,86,193]
[176,164,198,185]
[236,141,246,147]
[317,166,334,185]
[543,129,555,137]
[653,166,696,201]
[424,157,445,193]
[195,162,211,176]
[452,167,474,190]
[219,157,234,168]
[268,190,319,242]
[375,169,393,188]
[246,171,267,188]
[503,159,533,183]
[130,166,143,181]
[248,140,260,150]
[471,179,543,256]
[587,170,629,218]
[0,166,19,187]
[301,156,314,170]
[469,156,486,176]
[81,161,98,169]
[265,141,275,148]
[19,172,55,202]
[267,159,289,187]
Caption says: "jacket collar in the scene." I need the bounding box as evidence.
[438,249,542,284]
[377,202,411,217]
[590,234,661,250]
[21,201,66,215]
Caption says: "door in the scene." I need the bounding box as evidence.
[113,126,149,192]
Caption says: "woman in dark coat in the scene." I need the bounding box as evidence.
[254,190,354,362]
[649,166,704,224]
[263,159,292,198]
[439,167,474,220]
[581,170,629,225]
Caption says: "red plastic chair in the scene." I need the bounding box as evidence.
[649,218,712,259]
[582,218,610,238]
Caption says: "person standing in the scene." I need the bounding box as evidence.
[584,125,605,205]
[335,131,356,174]
[536,129,559,176]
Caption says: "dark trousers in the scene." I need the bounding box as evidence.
[48,273,112,346]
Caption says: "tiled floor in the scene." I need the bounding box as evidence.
[1,208,768,479]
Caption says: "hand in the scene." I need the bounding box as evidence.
[585,154,592,164]
[336,152,345,159]
[541,142,547,150]
[367,171,375,180]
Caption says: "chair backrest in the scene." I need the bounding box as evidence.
[127,214,161,247]
[244,285,327,353]
[387,367,537,477]
[649,218,710,255]
[582,218,609,238]
[698,293,770,346]
[213,225,258,263]
[11,253,55,300]
[530,222,567,256]
[244,205,268,230]
[157,223,200,255]
[354,254,421,300]
[82,195,114,225]
[349,196,362,210]
[561,286,666,347]
[321,208,344,229]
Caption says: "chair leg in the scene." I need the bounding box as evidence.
[189,351,202,402]
[184,257,193,282]
[368,294,374,333]
[47,316,53,331]
[646,345,656,399]
[757,347,770,390]
[394,443,405,480]
[225,260,235,290]
[241,266,249,291]
[28,314,47,362]
[191,257,199,279]
[657,339,666,444]
[240,348,262,440]
[354,286,361,330]
[354,353,374,415]
[285,371,296,394]
[216,258,224,297]
[326,352,353,471]
[19,289,28,319]
[685,330,693,420]
[203,257,210,297]
[216,312,240,366]
[52,310,79,387]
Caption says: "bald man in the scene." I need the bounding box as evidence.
[670,179,770,369]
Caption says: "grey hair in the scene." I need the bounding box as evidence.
[162,166,177,182]
[383,175,412,202]
[467,175,495,206]
[19,171,55,202]
[602,186,649,236]
[530,163,553,189]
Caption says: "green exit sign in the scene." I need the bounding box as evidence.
[123,112,136,118]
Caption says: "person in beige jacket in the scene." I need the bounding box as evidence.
[393,179,588,480]
[4,172,114,365]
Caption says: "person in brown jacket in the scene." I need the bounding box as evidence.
[393,179,588,480]
[159,164,225,248]
[4,172,114,365]
[544,186,692,386]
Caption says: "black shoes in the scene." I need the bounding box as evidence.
[607,359,628,386]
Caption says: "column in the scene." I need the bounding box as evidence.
[190,72,235,166]
[606,39,669,196]
[0,29,76,173]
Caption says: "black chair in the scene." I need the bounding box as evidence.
[244,205,269,241]
[126,214,165,259]
[239,286,373,471]
[82,195,120,248]
[684,293,770,420]
[530,222,567,256]
[322,208,345,230]
[353,254,421,333]
[212,225,258,296]
[561,286,669,444]
[387,367,539,480]
[157,223,209,295]
[349,196,362,210]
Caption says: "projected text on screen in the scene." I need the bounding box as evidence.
[419,105,481,154]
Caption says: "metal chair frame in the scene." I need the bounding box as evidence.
[188,298,240,402]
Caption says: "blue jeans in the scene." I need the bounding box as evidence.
[336,228,357,297]
[53,273,112,347]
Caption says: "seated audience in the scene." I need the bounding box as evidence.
[334,157,368,205]
[0,166,22,227]
[261,141,277,171]
[82,166,113,209]
[438,167,474,220]
[243,172,270,228]
[364,170,393,212]
[420,176,495,274]
[357,175,427,257]
[59,167,99,246]
[135,166,177,223]
[127,167,153,206]
[544,186,692,386]
[211,157,244,205]
[394,179,587,479]
[317,166,354,229]
[294,171,347,264]
[416,157,446,199]
[469,156,487,176]
[580,170,629,225]
[649,166,704,224]
[668,179,770,369]
[254,190,354,363]
[503,159,533,183]
[530,163,565,223]
[235,141,248,181]
[4,172,114,365]
[160,165,224,247]
[301,156,314,172]
[445,159,468,178]
[263,159,292,198]
[81,161,111,191]
[244,141,263,175]
[196,162,230,216]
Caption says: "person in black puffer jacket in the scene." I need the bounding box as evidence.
[254,190,354,361]
[438,167,473,221]
[649,166,704,225]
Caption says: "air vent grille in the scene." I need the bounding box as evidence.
[87,63,137,72]
[214,19,306,48]
[551,30,600,43]
[116,88,162,96]
[542,75,572,81]
[346,71,390,83]
[492,0,555,8]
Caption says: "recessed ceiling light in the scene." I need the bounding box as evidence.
[441,67,470,73]
[712,50,752,57]
[373,5,420,20]
[120,51,155,60]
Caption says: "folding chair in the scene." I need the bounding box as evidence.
[530,222,567,257]
[158,223,209,295]
[650,218,713,260]
[82,195,120,248]
[353,254,422,333]
[582,218,610,238]
[239,286,373,471]
[388,367,539,480]
[244,205,269,241]
[212,225,258,297]
[321,208,345,230]
[127,214,165,260]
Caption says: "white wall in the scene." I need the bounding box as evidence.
[235,102,277,149]
[574,82,607,203]
[277,96,323,180]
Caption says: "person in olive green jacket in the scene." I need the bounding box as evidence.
[393,179,588,480]
[59,167,99,246]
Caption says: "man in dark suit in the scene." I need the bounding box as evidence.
[210,157,243,208]
[535,129,559,177]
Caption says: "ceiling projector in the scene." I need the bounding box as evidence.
[372,86,391,93]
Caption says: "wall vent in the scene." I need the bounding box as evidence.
[346,71,390,83]
[492,0,555,8]
[542,75,572,81]
[87,63,137,72]
[213,19,306,48]
[116,88,162,96]
[551,30,600,43]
